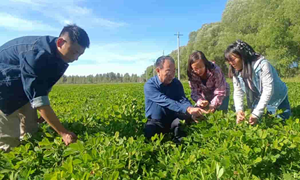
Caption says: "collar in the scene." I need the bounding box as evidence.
[253,56,265,70]
[155,75,163,86]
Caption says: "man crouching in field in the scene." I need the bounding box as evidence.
[0,24,90,151]
[144,56,204,143]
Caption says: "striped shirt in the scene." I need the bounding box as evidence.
[189,64,230,109]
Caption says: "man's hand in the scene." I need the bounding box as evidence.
[38,105,78,146]
[191,115,199,123]
[236,110,245,124]
[208,107,216,113]
[198,100,209,108]
[187,107,204,116]
[61,131,78,145]
[249,114,258,125]
[199,108,209,114]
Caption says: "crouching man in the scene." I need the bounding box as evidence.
[144,56,204,143]
[0,24,90,151]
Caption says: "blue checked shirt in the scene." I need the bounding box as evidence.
[144,76,192,121]
[0,36,68,115]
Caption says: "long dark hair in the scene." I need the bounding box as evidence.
[224,40,261,79]
[187,51,214,80]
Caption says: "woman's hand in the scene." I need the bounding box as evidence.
[198,100,209,108]
[236,110,245,124]
[249,114,258,125]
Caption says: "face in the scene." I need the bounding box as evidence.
[156,59,175,85]
[57,34,85,63]
[191,59,206,77]
[227,53,243,71]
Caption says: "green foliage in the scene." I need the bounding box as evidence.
[148,0,300,79]
[1,82,300,179]
[57,72,143,84]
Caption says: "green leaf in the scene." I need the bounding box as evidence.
[217,168,224,179]
[109,171,119,180]
[45,133,53,138]
[253,157,262,164]
[115,131,119,139]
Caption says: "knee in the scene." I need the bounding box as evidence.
[279,109,291,120]
[0,137,20,152]
[144,124,158,139]
[171,118,180,129]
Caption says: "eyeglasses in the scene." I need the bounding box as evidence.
[192,66,204,72]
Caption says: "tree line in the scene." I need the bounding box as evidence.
[57,73,144,84]
[144,0,300,79]
[60,0,300,84]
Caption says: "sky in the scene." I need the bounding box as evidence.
[0,0,228,76]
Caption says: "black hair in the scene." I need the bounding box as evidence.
[155,56,175,69]
[187,51,214,80]
[224,40,261,79]
[59,24,90,48]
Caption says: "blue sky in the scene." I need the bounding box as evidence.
[0,0,228,76]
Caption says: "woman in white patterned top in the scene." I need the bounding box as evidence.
[224,40,291,125]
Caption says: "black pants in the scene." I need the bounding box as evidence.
[144,113,192,140]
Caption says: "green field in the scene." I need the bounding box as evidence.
[1,82,300,180]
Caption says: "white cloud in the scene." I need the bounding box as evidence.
[64,41,162,76]
[80,42,160,63]
[10,0,37,5]
[5,0,127,29]
[0,13,58,32]
[0,0,160,76]
[92,18,127,28]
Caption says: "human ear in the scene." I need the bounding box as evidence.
[56,37,66,49]
[156,67,160,74]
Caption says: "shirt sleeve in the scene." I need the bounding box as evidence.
[144,81,192,114]
[252,62,274,118]
[20,49,51,109]
[188,80,206,106]
[233,76,244,112]
[209,67,228,109]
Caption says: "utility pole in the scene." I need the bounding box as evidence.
[174,32,183,80]
[163,50,164,56]
[153,60,155,76]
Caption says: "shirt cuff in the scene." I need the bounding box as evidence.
[252,109,263,118]
[31,96,50,109]
[181,103,192,114]
[251,113,260,119]
[235,107,243,113]
[209,104,217,110]
[196,99,204,106]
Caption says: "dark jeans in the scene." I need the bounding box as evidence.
[218,95,230,111]
[257,95,291,120]
[275,95,291,120]
[144,113,193,140]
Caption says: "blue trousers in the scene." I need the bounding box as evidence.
[275,95,291,120]
[144,113,192,140]
[218,95,230,111]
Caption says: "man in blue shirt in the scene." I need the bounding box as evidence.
[144,56,204,143]
[0,24,90,151]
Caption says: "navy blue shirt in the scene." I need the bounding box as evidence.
[144,76,192,121]
[0,36,68,115]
